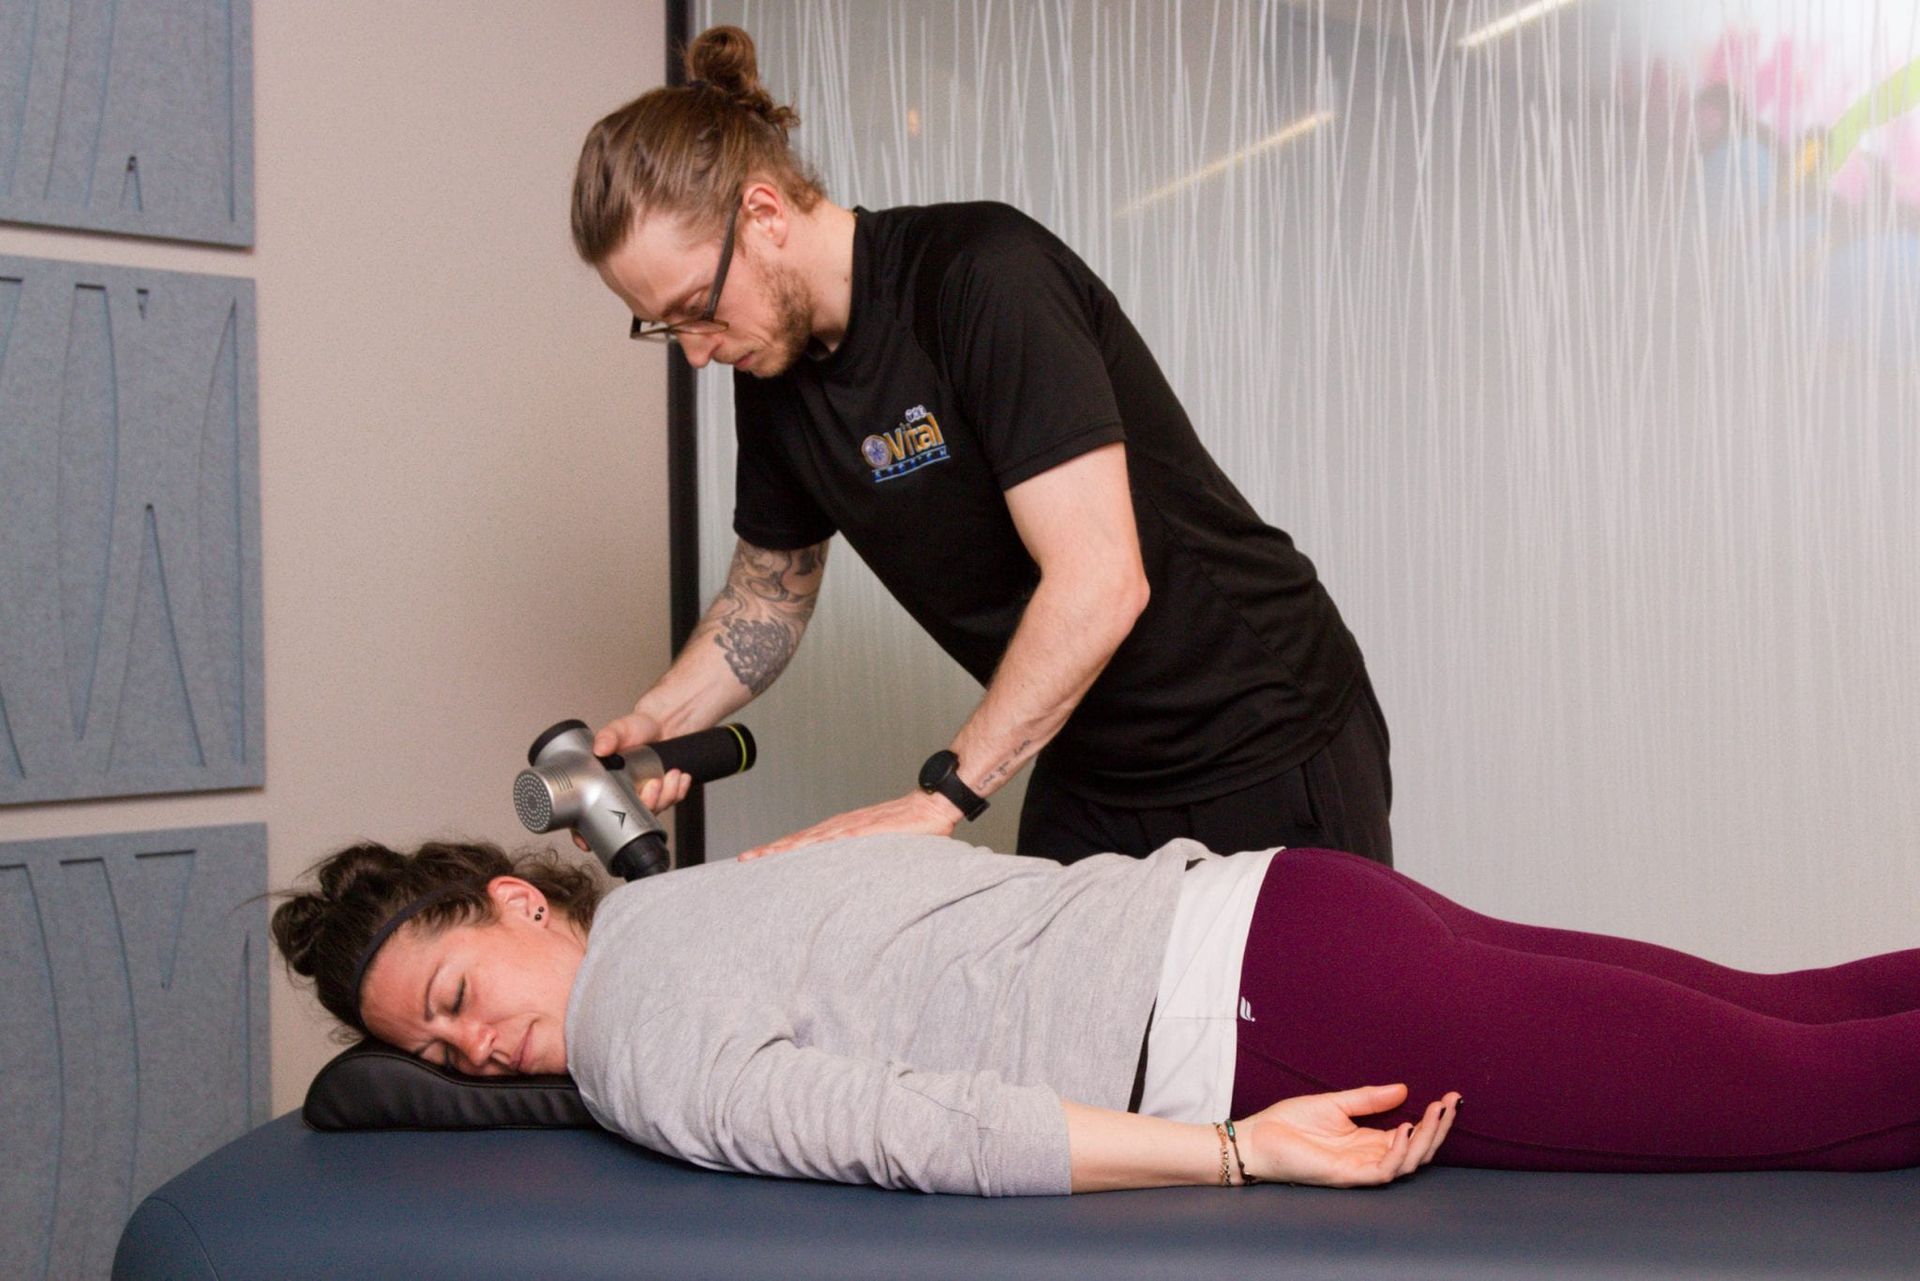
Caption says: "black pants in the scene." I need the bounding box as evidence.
[1016,672,1393,867]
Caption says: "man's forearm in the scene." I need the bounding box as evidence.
[638,539,829,737]
[948,566,1147,797]
[731,460,1149,858]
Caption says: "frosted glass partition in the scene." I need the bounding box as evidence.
[693,0,1920,966]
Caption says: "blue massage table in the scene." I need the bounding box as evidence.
[116,1112,1920,1279]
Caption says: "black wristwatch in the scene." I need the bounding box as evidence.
[918,749,989,821]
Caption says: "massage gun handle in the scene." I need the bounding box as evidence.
[633,724,758,784]
[527,720,757,784]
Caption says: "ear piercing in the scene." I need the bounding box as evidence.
[534,907,546,921]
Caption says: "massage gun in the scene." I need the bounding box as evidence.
[512,719,757,881]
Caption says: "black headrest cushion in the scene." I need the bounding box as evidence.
[302,1040,598,1130]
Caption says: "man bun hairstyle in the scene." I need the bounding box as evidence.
[571,24,824,265]
[270,840,605,1039]
[685,24,799,134]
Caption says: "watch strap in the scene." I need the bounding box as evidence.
[919,750,989,821]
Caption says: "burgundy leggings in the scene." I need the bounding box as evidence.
[1230,848,1920,1171]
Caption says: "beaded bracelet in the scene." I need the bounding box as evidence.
[1223,1119,1258,1185]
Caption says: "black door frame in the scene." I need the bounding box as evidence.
[664,0,707,864]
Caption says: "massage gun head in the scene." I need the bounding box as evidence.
[511,769,558,832]
[514,720,667,878]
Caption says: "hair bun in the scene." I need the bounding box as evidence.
[316,842,405,903]
[268,894,330,979]
[685,25,799,133]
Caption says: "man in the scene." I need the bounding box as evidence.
[570,27,1390,864]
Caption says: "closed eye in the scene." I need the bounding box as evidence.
[417,975,464,1065]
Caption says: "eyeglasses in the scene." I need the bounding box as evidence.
[630,200,739,342]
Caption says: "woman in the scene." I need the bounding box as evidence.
[272,834,1920,1196]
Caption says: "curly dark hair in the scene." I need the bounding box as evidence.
[270,840,607,1038]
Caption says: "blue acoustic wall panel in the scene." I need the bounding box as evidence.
[0,254,262,805]
[0,0,254,245]
[0,823,268,1281]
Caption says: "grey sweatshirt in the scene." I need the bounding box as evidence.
[564,834,1188,1195]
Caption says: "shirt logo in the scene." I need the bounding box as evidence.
[862,405,949,483]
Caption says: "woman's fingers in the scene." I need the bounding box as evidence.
[1398,1103,1439,1175]
[1425,1094,1460,1165]
[1387,1122,1415,1177]
[1397,1107,1432,1176]
[1323,1082,1409,1120]
[1370,1123,1411,1182]
[1396,1092,1461,1176]
[1373,1124,1409,1180]
[1349,1093,1456,1183]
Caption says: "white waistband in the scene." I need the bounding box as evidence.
[1136,846,1279,1123]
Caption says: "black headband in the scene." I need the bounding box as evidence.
[349,879,487,1021]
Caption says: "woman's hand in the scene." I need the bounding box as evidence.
[1236,1084,1460,1186]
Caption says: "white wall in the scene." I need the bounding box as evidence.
[0,0,670,1114]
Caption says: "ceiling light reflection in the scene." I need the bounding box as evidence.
[1456,0,1580,52]
[1119,110,1335,216]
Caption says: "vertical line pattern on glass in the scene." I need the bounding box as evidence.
[692,1,1920,966]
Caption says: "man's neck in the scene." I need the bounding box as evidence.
[799,201,859,354]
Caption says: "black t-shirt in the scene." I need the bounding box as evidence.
[733,202,1363,805]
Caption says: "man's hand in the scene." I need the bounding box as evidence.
[740,790,960,860]
[576,537,833,852]
[592,708,660,759]
[1236,1084,1460,1187]
[586,709,691,810]
[569,709,693,853]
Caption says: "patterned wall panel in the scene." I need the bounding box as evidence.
[692,1,1920,966]
[0,254,262,804]
[0,0,254,245]
[0,823,268,1281]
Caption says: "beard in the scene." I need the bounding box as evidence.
[745,261,818,378]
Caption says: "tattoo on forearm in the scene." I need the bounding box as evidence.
[698,542,826,695]
[717,618,798,695]
[976,739,1033,791]
[736,544,823,606]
